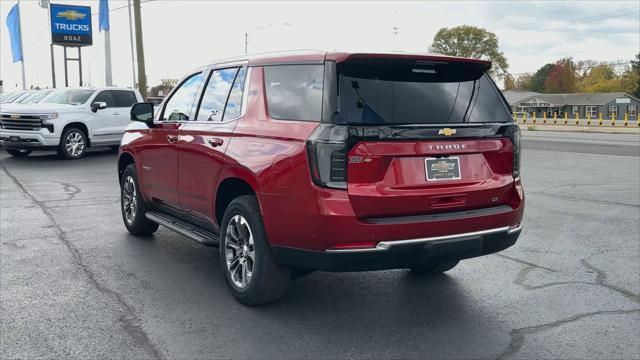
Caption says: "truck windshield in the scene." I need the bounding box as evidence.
[43,89,94,105]
[331,59,511,125]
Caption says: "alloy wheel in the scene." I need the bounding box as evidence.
[65,131,85,157]
[225,215,255,289]
[122,175,137,224]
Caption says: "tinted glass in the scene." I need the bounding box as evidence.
[162,72,204,121]
[336,62,511,124]
[197,68,238,122]
[93,91,116,107]
[43,89,94,105]
[112,90,137,107]
[223,67,247,120]
[264,65,323,121]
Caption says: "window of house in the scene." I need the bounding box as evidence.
[586,106,597,118]
[608,105,618,117]
[572,106,579,115]
[628,105,637,116]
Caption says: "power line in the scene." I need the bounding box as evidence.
[531,7,639,32]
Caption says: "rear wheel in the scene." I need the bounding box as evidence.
[6,149,32,157]
[58,127,87,159]
[220,195,291,306]
[121,164,158,236]
[410,260,459,276]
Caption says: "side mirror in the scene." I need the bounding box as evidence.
[91,101,107,112]
[130,102,155,128]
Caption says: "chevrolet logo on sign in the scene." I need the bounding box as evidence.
[438,128,456,136]
[56,10,86,21]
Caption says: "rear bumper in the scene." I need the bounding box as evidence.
[272,225,521,271]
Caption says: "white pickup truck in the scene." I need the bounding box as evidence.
[0,87,143,159]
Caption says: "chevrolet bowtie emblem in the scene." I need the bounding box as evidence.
[431,161,455,173]
[438,128,456,136]
[57,10,86,21]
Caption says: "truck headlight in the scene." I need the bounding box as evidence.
[41,112,59,120]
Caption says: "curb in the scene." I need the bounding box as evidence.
[519,124,640,135]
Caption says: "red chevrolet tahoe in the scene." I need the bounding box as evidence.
[118,51,524,305]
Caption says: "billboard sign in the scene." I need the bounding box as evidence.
[50,3,92,46]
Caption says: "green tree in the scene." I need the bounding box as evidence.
[626,53,640,98]
[577,65,617,92]
[429,25,509,79]
[515,73,533,90]
[528,63,554,92]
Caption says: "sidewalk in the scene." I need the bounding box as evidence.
[518,123,640,134]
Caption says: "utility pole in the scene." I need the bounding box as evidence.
[133,0,147,99]
[127,0,137,88]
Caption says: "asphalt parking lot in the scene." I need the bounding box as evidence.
[1,131,639,359]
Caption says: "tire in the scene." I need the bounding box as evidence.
[6,149,32,157]
[120,164,159,236]
[410,260,459,276]
[58,127,87,159]
[219,194,291,306]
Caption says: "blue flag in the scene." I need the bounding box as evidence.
[99,0,110,31]
[5,4,23,63]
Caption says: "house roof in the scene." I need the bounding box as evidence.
[514,92,639,106]
[502,90,542,105]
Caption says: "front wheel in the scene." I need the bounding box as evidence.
[410,260,459,276]
[6,149,32,157]
[58,127,87,159]
[121,164,158,236]
[220,195,291,306]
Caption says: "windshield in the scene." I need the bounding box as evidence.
[331,59,511,124]
[18,89,56,104]
[2,91,26,103]
[43,89,95,105]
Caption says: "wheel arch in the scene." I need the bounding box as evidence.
[118,151,135,184]
[214,167,262,227]
[61,122,91,147]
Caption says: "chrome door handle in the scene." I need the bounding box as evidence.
[209,138,224,147]
[167,134,178,143]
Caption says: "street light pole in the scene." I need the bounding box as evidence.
[244,22,291,54]
[133,0,147,99]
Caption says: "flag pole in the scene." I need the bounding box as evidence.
[17,0,26,90]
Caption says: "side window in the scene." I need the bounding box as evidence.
[162,72,204,121]
[223,67,247,120]
[264,64,324,121]
[93,91,116,107]
[112,90,137,108]
[197,67,238,122]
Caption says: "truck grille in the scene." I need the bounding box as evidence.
[0,113,44,131]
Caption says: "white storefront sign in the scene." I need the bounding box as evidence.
[518,97,554,107]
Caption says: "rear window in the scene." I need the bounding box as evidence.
[333,59,511,124]
[264,65,323,121]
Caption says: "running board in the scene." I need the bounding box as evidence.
[145,211,219,246]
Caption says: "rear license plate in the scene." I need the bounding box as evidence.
[8,136,20,143]
[425,157,461,181]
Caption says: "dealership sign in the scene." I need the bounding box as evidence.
[50,3,92,46]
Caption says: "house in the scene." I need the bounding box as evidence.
[502,90,639,120]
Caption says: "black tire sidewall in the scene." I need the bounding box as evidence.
[120,164,157,236]
[219,195,290,304]
[58,128,87,159]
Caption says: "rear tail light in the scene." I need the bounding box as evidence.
[306,124,349,189]
[506,124,521,178]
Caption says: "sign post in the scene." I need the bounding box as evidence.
[49,3,92,86]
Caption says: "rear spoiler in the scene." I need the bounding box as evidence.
[326,52,492,72]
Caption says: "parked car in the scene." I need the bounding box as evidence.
[0,87,142,159]
[1,90,29,104]
[16,89,57,104]
[119,51,524,305]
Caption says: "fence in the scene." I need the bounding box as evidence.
[513,112,639,127]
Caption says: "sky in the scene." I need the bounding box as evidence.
[1,0,638,92]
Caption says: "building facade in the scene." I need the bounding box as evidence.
[503,91,639,121]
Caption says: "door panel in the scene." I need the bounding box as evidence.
[138,122,181,207]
